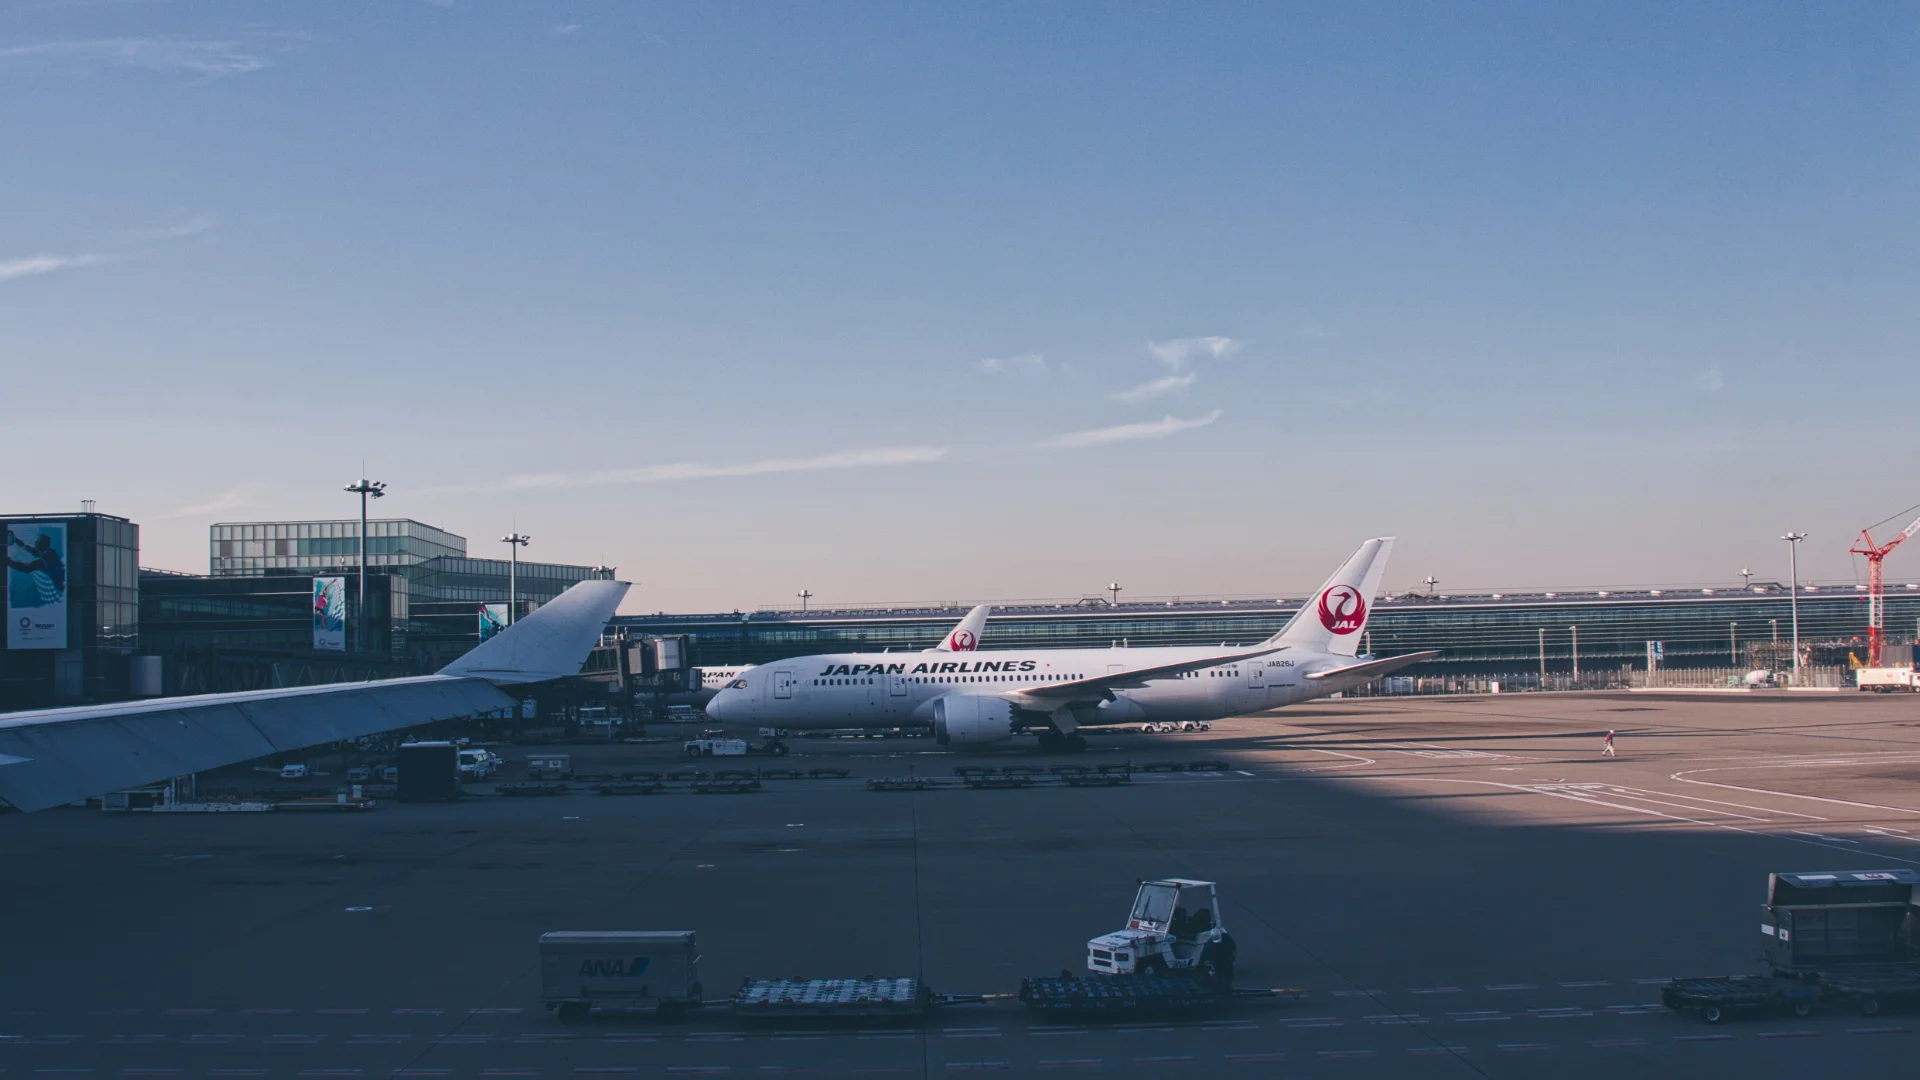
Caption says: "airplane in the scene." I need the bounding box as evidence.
[704,539,1436,750]
[0,579,629,813]
[667,605,991,709]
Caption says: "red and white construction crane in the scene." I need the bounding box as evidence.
[1851,512,1920,667]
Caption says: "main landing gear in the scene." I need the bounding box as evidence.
[1036,729,1089,753]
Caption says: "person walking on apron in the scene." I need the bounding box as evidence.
[1602,729,1616,757]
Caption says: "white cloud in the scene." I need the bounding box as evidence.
[1034,410,1222,450]
[423,446,950,496]
[553,23,582,35]
[1112,372,1196,403]
[137,217,216,241]
[0,253,112,283]
[0,36,292,80]
[1696,364,1725,393]
[978,353,1049,375]
[1147,335,1240,370]
[161,487,250,520]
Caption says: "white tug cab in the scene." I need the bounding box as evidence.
[1087,878,1235,984]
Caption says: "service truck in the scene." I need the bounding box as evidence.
[1856,667,1920,692]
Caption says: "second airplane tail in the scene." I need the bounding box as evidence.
[1265,537,1395,657]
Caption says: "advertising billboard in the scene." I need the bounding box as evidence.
[313,576,346,652]
[6,521,68,650]
[479,603,510,642]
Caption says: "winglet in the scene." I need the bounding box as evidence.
[928,604,991,652]
[439,579,630,685]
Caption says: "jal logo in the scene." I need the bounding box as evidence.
[949,630,977,651]
[578,957,651,978]
[1317,585,1366,635]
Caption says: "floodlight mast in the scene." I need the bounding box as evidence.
[501,533,531,625]
[1850,515,1920,667]
[344,479,386,652]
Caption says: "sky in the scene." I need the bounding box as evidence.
[4,1,1918,613]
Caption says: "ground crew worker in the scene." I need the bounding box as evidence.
[1603,729,1616,757]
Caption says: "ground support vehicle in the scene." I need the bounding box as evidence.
[540,930,703,1023]
[1660,975,1819,1023]
[732,978,933,1021]
[1087,879,1235,985]
[1857,667,1920,692]
[1818,966,1920,1016]
[1141,721,1210,733]
[1762,869,1919,975]
[684,737,789,757]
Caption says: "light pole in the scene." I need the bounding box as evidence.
[1423,575,1439,597]
[1741,567,1752,590]
[1782,532,1806,684]
[1538,627,1547,686]
[1730,622,1738,666]
[591,565,616,580]
[1571,625,1579,680]
[797,589,812,613]
[501,533,531,625]
[1108,582,1123,608]
[344,478,385,652]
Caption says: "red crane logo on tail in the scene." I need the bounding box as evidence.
[950,629,977,651]
[1317,585,1366,635]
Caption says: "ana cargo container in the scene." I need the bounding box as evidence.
[1762,869,1920,974]
[539,931,702,1022]
[396,742,460,803]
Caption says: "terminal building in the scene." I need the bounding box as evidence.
[1,506,604,708]
[620,583,1920,688]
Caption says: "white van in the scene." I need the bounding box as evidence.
[457,749,498,779]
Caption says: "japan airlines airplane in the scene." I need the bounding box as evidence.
[0,579,627,812]
[672,605,991,709]
[704,540,1434,750]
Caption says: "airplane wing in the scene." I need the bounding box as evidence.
[1303,651,1440,681]
[0,579,628,813]
[1009,644,1289,708]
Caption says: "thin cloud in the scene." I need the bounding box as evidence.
[136,217,216,242]
[553,23,582,35]
[0,35,294,80]
[978,353,1049,375]
[162,487,250,520]
[1112,372,1196,403]
[0,253,113,283]
[1148,336,1240,370]
[1696,364,1725,393]
[425,446,949,496]
[1034,410,1223,450]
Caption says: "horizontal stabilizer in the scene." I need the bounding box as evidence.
[1304,651,1440,682]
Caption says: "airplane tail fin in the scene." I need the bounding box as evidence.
[1264,538,1394,657]
[929,604,990,652]
[439,579,630,685]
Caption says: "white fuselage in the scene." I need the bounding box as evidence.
[704,645,1372,730]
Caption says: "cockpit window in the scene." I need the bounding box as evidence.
[727,679,748,689]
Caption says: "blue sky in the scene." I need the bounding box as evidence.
[5,2,1917,612]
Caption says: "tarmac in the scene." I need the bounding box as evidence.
[4,690,1920,1077]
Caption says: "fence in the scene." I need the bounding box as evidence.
[1350,664,1851,696]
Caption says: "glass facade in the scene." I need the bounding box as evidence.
[618,587,1920,673]
[209,519,466,576]
[0,511,140,708]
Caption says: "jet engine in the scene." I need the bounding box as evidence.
[933,695,1016,746]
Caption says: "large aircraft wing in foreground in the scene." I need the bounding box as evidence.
[0,579,628,813]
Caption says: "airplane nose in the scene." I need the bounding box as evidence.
[706,692,735,722]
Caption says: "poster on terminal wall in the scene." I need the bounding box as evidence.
[478,603,509,642]
[313,576,346,652]
[5,521,68,650]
